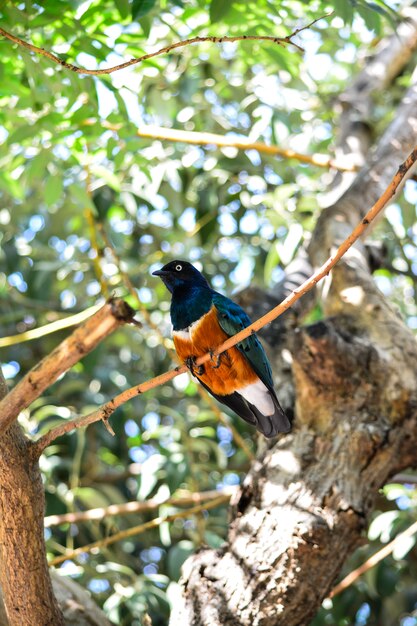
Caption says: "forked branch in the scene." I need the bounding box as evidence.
[33,146,417,457]
[0,15,329,76]
[0,298,136,434]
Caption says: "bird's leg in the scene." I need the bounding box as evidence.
[185,356,205,376]
[209,350,222,369]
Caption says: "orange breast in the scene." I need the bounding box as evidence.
[173,306,257,395]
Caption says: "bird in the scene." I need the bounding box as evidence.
[152,260,291,438]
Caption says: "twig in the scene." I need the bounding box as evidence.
[0,304,101,348]
[0,298,135,434]
[48,494,230,566]
[44,487,236,527]
[330,519,417,598]
[33,147,417,455]
[197,387,255,461]
[84,162,109,297]
[0,16,331,76]
[135,125,357,172]
[96,222,164,336]
[391,473,417,484]
[98,222,254,460]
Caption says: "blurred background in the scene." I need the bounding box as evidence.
[0,1,417,624]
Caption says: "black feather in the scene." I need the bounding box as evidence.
[199,380,290,438]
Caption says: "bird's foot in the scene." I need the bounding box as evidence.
[209,350,222,369]
[185,356,205,376]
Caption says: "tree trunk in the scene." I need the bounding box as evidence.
[0,371,65,625]
[170,20,417,625]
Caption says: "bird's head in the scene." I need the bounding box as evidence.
[152,260,210,294]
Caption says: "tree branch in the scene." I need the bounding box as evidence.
[99,221,255,460]
[330,519,417,598]
[134,125,357,172]
[84,162,110,297]
[44,487,235,527]
[0,304,101,348]
[81,120,357,172]
[32,146,417,456]
[0,298,135,434]
[49,494,230,567]
[197,387,255,460]
[0,371,65,625]
[324,5,417,205]
[0,16,330,76]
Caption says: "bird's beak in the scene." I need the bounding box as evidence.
[152,269,168,277]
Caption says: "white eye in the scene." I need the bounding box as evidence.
[175,264,182,271]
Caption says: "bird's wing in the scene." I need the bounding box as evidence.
[211,292,274,388]
[211,291,291,436]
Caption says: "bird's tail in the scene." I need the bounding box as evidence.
[247,392,291,438]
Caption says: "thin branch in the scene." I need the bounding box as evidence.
[0,16,331,76]
[0,298,135,434]
[391,473,417,484]
[197,387,255,461]
[330,519,417,598]
[84,162,109,297]
[81,119,357,172]
[33,147,417,456]
[44,487,236,527]
[0,304,101,348]
[48,494,230,567]
[99,222,255,460]
[97,222,168,339]
[135,125,357,172]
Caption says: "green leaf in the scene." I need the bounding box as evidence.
[139,15,152,38]
[332,0,354,25]
[44,175,63,206]
[167,541,194,580]
[392,533,416,560]
[357,3,382,33]
[264,241,280,286]
[115,0,130,19]
[204,530,225,548]
[71,185,96,210]
[209,0,232,23]
[132,0,157,19]
[8,125,36,144]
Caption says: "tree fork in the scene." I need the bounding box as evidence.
[171,275,417,624]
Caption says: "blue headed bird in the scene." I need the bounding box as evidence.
[153,260,291,438]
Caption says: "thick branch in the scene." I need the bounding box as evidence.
[33,146,416,456]
[172,293,417,625]
[311,80,417,264]
[171,49,417,625]
[0,370,64,626]
[0,298,135,434]
[339,7,417,117]
[0,16,330,76]
[329,5,417,193]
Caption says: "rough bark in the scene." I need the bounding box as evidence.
[170,37,417,626]
[0,372,64,626]
[0,300,135,624]
[0,571,114,626]
[323,6,417,206]
[170,265,417,626]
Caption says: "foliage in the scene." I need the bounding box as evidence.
[0,0,416,624]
